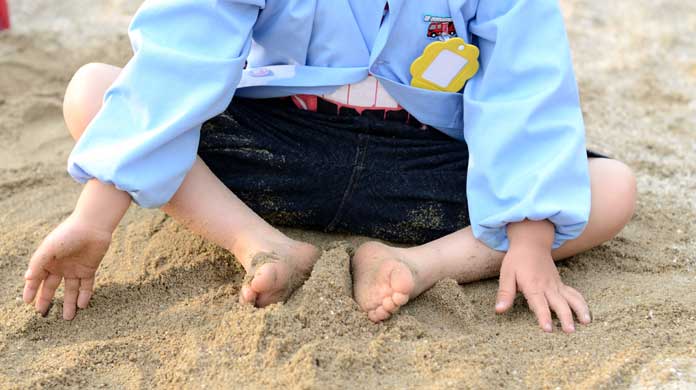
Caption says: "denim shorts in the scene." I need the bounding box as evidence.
[198,98,603,244]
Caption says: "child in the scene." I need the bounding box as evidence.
[23,0,636,333]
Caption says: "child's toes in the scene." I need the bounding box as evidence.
[390,266,415,298]
[250,263,279,293]
[382,296,398,313]
[392,292,409,306]
[255,290,287,308]
[374,306,391,321]
[366,306,391,322]
[239,285,258,305]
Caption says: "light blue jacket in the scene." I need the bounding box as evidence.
[68,0,591,251]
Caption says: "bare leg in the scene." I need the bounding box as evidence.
[63,63,319,307]
[352,158,637,322]
[162,158,319,306]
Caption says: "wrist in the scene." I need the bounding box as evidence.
[507,219,555,251]
[66,211,115,235]
[71,179,131,233]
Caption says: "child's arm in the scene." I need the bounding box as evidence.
[463,0,591,253]
[68,0,261,209]
[25,0,264,320]
[462,2,592,329]
[24,155,309,319]
[23,180,130,320]
[494,220,590,333]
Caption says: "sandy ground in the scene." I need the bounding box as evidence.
[1,1,695,388]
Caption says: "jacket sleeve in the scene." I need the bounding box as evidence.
[67,0,264,207]
[463,0,591,251]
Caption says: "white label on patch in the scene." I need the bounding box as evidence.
[421,50,469,88]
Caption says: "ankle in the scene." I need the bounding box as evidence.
[228,230,264,264]
[230,229,310,270]
[398,245,446,287]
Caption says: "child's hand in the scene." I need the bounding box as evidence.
[23,214,112,320]
[494,220,592,333]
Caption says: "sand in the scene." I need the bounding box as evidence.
[1,0,695,388]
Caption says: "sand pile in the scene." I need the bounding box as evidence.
[1,0,695,388]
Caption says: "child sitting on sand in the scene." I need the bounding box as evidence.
[23,0,635,333]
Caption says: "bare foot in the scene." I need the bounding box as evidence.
[352,241,437,322]
[235,236,319,307]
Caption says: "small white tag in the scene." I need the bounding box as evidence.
[421,50,469,88]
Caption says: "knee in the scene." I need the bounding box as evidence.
[63,62,121,140]
[590,158,637,237]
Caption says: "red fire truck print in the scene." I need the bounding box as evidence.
[424,15,457,39]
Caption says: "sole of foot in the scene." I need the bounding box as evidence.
[239,240,319,307]
[351,241,421,322]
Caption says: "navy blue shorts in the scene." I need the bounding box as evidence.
[198,98,603,244]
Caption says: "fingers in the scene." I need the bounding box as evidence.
[35,274,62,316]
[62,278,80,321]
[561,286,592,325]
[524,291,553,333]
[23,249,51,304]
[77,277,95,309]
[23,268,47,305]
[546,290,575,333]
[495,264,517,314]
